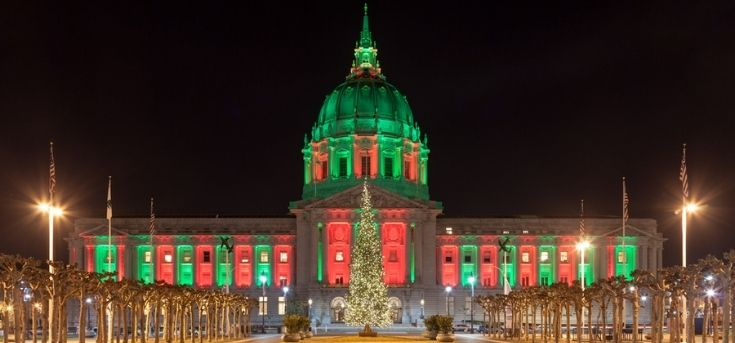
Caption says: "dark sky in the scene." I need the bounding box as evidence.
[1,1,734,267]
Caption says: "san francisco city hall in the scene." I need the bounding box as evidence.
[67,7,663,328]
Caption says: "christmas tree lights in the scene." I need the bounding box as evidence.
[345,179,391,333]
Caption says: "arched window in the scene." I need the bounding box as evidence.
[330,297,347,323]
[388,297,402,324]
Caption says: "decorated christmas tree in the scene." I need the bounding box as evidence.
[345,179,392,335]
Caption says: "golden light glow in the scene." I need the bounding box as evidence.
[686,203,698,213]
[576,240,591,251]
[38,202,63,216]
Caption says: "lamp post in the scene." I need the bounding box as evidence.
[38,202,62,340]
[307,298,313,334]
[445,286,452,315]
[259,273,267,334]
[576,240,590,340]
[86,298,93,330]
[420,299,425,320]
[468,275,475,333]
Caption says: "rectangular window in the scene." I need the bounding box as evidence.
[335,251,344,262]
[144,251,152,263]
[464,254,472,263]
[279,276,287,286]
[521,252,530,263]
[361,156,371,176]
[339,157,347,177]
[335,275,344,285]
[384,157,393,177]
[560,251,569,263]
[182,251,192,263]
[560,276,568,284]
[404,160,411,179]
[240,256,249,263]
[260,251,269,263]
[278,296,286,315]
[321,160,328,180]
[445,255,453,263]
[258,297,268,315]
[541,276,549,285]
[203,251,211,263]
[540,251,549,263]
[164,254,172,263]
[483,252,491,264]
[389,250,398,262]
[522,276,530,287]
[617,251,626,263]
[280,251,288,263]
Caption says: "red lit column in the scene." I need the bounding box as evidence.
[117,245,125,281]
[274,245,292,286]
[381,222,406,285]
[234,245,252,288]
[196,245,213,288]
[440,246,458,287]
[85,245,94,273]
[327,222,351,285]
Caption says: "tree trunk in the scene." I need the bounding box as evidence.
[154,303,160,343]
[633,295,640,343]
[705,298,712,343]
[714,299,720,343]
[724,285,731,343]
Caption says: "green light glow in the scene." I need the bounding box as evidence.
[615,242,637,280]
[409,225,415,283]
[216,245,232,287]
[254,245,272,286]
[95,245,117,277]
[538,245,556,286]
[136,245,154,284]
[460,245,477,286]
[176,245,194,286]
[499,245,516,288]
[317,225,323,283]
[578,246,595,287]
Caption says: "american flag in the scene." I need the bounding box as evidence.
[106,176,112,220]
[579,199,585,236]
[49,142,56,200]
[623,178,630,222]
[148,197,156,237]
[679,144,689,199]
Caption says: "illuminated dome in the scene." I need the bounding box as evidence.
[301,4,429,201]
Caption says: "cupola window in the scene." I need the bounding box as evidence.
[339,157,348,177]
[361,156,371,177]
[384,157,393,177]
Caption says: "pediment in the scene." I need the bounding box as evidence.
[78,223,129,237]
[303,184,430,210]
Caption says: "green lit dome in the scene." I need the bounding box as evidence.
[312,77,418,140]
[299,4,430,202]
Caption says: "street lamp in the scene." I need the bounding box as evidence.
[85,298,93,330]
[282,286,289,317]
[38,202,62,339]
[307,298,313,333]
[681,202,699,267]
[576,240,590,340]
[259,273,267,333]
[468,274,476,333]
[445,286,452,315]
[420,299,425,319]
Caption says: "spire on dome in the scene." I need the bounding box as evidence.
[350,3,381,79]
[360,3,372,48]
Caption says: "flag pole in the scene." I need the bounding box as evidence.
[622,177,627,278]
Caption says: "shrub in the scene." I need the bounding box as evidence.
[435,315,454,334]
[283,314,303,333]
[424,315,439,332]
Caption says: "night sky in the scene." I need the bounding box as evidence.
[1,2,734,267]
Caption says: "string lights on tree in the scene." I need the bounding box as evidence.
[345,179,391,335]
